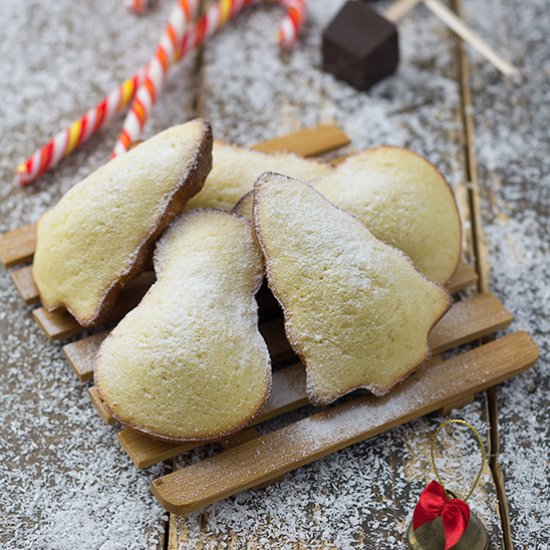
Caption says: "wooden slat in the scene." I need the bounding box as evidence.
[63,332,108,382]
[30,260,477,341]
[0,223,36,268]
[151,331,539,515]
[122,423,287,502]
[447,260,477,292]
[111,291,511,469]
[252,125,350,157]
[32,272,155,340]
[427,292,512,353]
[119,429,198,467]
[220,427,288,489]
[89,386,115,425]
[219,427,261,450]
[10,265,38,305]
[32,306,83,341]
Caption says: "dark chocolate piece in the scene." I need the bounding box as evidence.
[322,1,399,91]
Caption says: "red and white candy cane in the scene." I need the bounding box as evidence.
[15,67,148,186]
[112,0,200,157]
[276,0,308,49]
[15,1,198,185]
[112,0,308,156]
[15,0,308,186]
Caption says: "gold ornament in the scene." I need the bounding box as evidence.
[406,419,489,550]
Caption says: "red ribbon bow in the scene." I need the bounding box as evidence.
[413,480,471,549]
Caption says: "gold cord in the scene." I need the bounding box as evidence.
[430,418,486,502]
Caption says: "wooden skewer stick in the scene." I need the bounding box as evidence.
[385,0,518,77]
[384,0,422,22]
[423,0,518,76]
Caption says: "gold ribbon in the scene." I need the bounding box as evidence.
[430,418,486,502]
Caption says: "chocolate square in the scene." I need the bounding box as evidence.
[322,1,400,91]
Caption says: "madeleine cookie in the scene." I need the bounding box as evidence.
[184,142,331,211]
[95,210,271,442]
[33,120,213,326]
[312,147,461,284]
[254,173,450,406]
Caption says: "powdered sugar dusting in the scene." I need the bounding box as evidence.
[1,0,544,547]
[1,0,191,547]
[462,0,550,542]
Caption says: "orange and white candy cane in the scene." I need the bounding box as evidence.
[15,67,148,186]
[15,0,308,186]
[112,0,308,156]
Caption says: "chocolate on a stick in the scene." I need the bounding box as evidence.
[322,1,400,91]
[322,0,518,92]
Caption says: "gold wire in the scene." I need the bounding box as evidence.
[430,418,486,502]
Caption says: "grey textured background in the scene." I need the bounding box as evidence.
[0,0,548,547]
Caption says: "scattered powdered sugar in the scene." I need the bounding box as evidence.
[459,0,550,545]
[0,282,168,548]
[1,0,186,547]
[173,399,500,548]
[1,0,546,547]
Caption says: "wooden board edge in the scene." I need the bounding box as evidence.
[89,386,115,425]
[0,223,36,268]
[252,124,350,157]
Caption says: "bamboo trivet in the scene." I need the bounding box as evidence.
[64,290,508,385]
[152,331,537,515]
[97,291,513,469]
[0,124,537,516]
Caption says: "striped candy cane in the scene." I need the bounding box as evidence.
[112,0,200,157]
[16,0,309,185]
[113,0,308,156]
[276,0,308,49]
[15,67,148,186]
